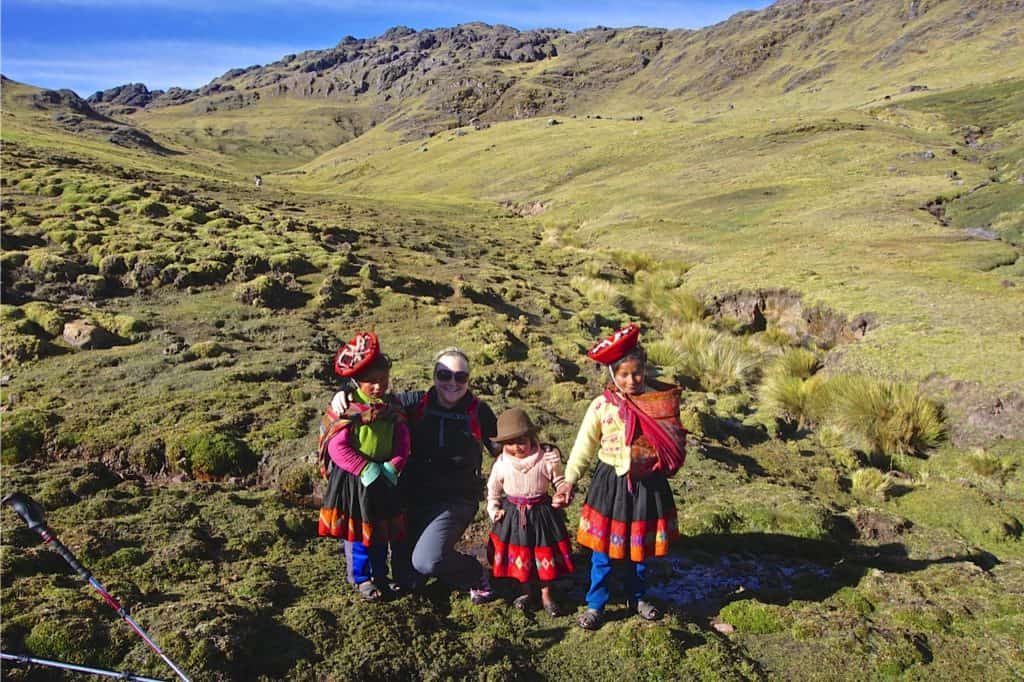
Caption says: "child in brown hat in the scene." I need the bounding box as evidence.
[485,407,574,616]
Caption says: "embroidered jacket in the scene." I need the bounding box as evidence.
[565,394,631,484]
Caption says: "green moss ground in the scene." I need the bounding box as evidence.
[2,22,1023,681]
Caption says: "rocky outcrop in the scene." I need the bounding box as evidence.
[707,288,875,346]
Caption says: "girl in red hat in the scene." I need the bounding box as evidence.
[318,333,410,601]
[556,324,686,629]
[485,407,574,616]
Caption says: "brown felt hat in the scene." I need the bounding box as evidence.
[494,407,538,443]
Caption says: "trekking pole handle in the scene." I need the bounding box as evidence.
[2,493,92,582]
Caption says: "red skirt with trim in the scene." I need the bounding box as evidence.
[318,464,406,546]
[577,461,678,561]
[487,499,574,583]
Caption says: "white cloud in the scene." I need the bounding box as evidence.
[2,40,309,95]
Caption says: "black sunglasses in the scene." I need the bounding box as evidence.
[435,367,469,384]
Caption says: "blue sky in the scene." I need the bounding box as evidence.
[1,1,772,97]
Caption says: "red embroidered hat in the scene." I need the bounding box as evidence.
[333,332,380,377]
[586,323,641,365]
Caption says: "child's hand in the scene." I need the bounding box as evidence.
[494,509,505,522]
[554,482,574,507]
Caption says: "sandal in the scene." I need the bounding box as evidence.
[513,594,536,612]
[357,580,383,602]
[629,598,663,621]
[543,601,565,617]
[577,608,604,630]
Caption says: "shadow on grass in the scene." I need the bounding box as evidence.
[647,531,1000,614]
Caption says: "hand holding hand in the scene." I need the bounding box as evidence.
[554,481,574,508]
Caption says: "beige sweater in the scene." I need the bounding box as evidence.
[486,445,564,521]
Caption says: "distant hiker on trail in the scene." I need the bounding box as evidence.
[556,324,687,630]
[485,407,574,616]
[393,347,499,602]
[317,332,410,601]
[254,174,262,188]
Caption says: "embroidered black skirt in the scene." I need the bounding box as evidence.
[577,461,678,561]
[488,498,574,583]
[318,464,406,545]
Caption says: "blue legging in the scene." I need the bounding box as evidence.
[345,541,388,584]
[586,551,648,611]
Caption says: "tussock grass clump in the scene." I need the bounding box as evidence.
[769,347,820,380]
[645,340,684,369]
[631,271,705,324]
[759,373,825,430]
[818,375,944,460]
[610,249,656,280]
[757,348,824,429]
[851,467,894,500]
[570,275,624,310]
[662,322,760,393]
[964,448,1005,479]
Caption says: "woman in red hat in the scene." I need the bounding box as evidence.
[318,333,411,601]
[556,324,686,630]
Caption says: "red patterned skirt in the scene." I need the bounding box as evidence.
[318,464,406,546]
[577,462,678,561]
[487,496,574,583]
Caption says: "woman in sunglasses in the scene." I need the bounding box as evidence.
[390,347,500,602]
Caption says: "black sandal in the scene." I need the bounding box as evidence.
[543,601,565,617]
[357,581,383,602]
[513,594,536,612]
[630,599,663,621]
[578,608,604,630]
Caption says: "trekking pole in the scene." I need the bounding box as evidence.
[2,492,193,682]
[1,651,167,681]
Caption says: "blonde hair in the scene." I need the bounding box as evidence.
[432,346,470,370]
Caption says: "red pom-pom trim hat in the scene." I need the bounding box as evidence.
[333,332,380,377]
[586,323,641,365]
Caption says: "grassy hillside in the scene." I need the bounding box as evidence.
[95,0,1024,173]
[301,79,1024,388]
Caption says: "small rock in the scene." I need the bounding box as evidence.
[713,622,736,634]
[62,319,117,350]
